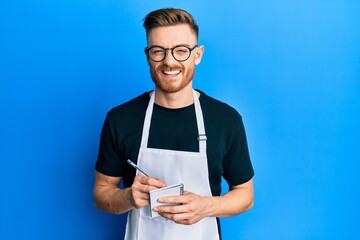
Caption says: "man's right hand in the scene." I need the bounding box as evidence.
[129,175,166,209]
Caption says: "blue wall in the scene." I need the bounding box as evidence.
[1,1,359,239]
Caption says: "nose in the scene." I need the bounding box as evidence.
[162,49,177,65]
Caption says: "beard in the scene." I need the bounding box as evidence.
[150,63,195,93]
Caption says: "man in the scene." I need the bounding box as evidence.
[94,8,254,240]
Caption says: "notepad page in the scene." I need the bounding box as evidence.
[149,183,184,218]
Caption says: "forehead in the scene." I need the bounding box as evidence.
[147,24,197,47]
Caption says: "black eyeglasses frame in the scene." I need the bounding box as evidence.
[145,45,198,62]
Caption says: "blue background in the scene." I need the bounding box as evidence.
[1,1,359,239]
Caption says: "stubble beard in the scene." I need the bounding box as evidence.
[150,64,195,94]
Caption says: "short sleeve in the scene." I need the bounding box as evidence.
[222,118,254,186]
[95,114,126,177]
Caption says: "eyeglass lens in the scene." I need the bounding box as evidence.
[148,46,194,62]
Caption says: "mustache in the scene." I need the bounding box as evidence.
[156,64,184,72]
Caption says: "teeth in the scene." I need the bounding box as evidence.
[163,70,180,75]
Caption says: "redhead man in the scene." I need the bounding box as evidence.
[94,8,254,240]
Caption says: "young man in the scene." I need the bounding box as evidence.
[94,8,254,240]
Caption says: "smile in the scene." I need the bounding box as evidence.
[162,70,181,76]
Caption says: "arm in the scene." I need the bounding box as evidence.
[210,178,254,217]
[154,178,254,224]
[93,171,166,214]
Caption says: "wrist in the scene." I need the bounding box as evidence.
[124,187,135,210]
[204,196,220,218]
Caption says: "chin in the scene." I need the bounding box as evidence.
[155,83,184,93]
[150,68,194,94]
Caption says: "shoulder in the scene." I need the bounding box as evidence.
[198,90,242,123]
[106,92,150,122]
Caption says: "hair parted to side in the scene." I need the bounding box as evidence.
[143,8,199,40]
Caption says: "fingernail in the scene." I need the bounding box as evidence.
[158,198,163,203]
[153,207,158,212]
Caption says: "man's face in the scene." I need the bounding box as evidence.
[146,24,204,94]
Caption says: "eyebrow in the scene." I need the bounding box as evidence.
[147,44,193,48]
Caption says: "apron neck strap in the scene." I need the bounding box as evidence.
[140,89,207,153]
[193,90,207,152]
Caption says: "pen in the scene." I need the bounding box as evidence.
[127,159,149,177]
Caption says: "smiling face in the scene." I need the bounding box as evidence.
[146,24,204,94]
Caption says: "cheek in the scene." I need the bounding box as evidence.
[183,62,194,72]
[149,62,159,72]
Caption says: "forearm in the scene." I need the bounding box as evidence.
[94,186,134,214]
[207,181,254,218]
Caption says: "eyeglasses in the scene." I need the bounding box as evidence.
[145,45,198,62]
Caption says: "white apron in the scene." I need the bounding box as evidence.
[124,90,219,240]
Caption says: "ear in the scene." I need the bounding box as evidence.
[194,45,204,65]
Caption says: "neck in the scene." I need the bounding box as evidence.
[154,86,197,109]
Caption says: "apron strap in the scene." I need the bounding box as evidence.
[193,90,207,153]
[140,90,207,154]
[140,91,155,149]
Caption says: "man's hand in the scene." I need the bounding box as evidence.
[130,175,166,209]
[93,171,166,214]
[153,191,214,225]
[152,179,254,224]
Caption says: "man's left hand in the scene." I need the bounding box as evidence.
[153,191,214,225]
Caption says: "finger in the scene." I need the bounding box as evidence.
[158,195,189,204]
[147,177,166,188]
[154,204,188,214]
[158,212,193,225]
[175,218,199,225]
[135,175,166,188]
[132,183,158,195]
[133,191,150,200]
[132,198,150,209]
[133,177,165,193]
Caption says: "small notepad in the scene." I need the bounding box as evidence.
[149,183,184,218]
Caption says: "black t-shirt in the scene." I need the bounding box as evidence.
[96,90,254,196]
